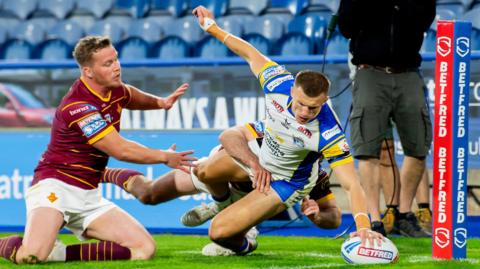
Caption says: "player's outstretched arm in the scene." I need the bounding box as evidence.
[93,130,197,173]
[219,125,271,192]
[192,5,269,77]
[125,83,189,110]
[332,162,383,245]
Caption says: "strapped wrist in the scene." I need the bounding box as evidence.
[200,17,216,32]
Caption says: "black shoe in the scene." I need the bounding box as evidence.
[371,221,387,237]
[394,212,430,238]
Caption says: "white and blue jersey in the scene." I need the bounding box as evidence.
[253,62,353,206]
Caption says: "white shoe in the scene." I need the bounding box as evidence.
[181,201,224,227]
[46,239,66,262]
[246,226,259,239]
[202,243,236,256]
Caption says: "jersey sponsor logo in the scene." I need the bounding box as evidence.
[456,37,469,57]
[266,75,294,92]
[69,104,97,116]
[293,136,304,148]
[47,192,58,203]
[297,126,312,138]
[437,36,452,57]
[78,113,107,138]
[265,130,285,157]
[281,118,292,129]
[321,126,341,140]
[252,121,265,135]
[272,100,284,113]
[262,65,286,81]
[357,247,394,260]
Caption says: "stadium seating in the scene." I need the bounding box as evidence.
[188,0,228,18]
[277,33,313,56]
[12,21,47,45]
[0,40,34,60]
[35,39,71,60]
[151,36,190,59]
[149,0,188,17]
[431,8,457,30]
[0,17,20,36]
[126,20,163,44]
[243,33,271,55]
[462,8,480,29]
[163,16,204,44]
[196,36,230,58]
[88,21,124,44]
[67,14,96,31]
[117,37,149,59]
[436,3,465,15]
[37,0,75,19]
[472,28,480,50]
[108,0,150,18]
[325,31,349,56]
[228,0,268,15]
[103,14,133,32]
[287,14,327,53]
[420,30,436,54]
[244,15,286,45]
[0,27,7,45]
[304,0,339,13]
[47,21,85,46]
[74,0,114,19]
[2,0,38,20]
[264,0,309,16]
[217,15,249,37]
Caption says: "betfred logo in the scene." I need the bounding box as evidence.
[357,247,393,260]
[456,37,470,57]
[437,36,452,57]
[454,228,467,248]
[271,100,284,113]
[297,126,312,138]
[434,228,450,248]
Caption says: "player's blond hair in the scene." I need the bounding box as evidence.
[73,36,112,66]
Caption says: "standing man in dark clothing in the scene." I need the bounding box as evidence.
[338,0,435,237]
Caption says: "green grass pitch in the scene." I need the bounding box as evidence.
[0,234,478,268]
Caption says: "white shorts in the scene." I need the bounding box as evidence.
[25,178,117,241]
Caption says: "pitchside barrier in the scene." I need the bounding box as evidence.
[433,20,471,260]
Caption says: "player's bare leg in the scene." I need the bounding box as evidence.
[84,207,156,260]
[379,139,400,234]
[415,170,432,234]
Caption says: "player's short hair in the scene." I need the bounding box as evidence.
[73,36,112,66]
[294,70,330,97]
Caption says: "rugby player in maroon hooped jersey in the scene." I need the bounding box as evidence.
[0,36,197,264]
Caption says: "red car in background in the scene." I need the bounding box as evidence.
[0,83,55,127]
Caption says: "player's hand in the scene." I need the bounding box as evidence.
[163,83,189,110]
[349,229,384,247]
[250,160,271,193]
[192,5,214,28]
[164,144,198,173]
[301,197,320,216]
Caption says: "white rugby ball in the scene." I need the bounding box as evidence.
[341,236,399,264]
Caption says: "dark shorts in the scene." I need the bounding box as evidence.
[350,67,432,158]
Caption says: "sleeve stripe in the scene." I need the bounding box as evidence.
[317,193,335,205]
[88,125,115,145]
[319,135,345,152]
[67,112,99,128]
[245,123,260,138]
[329,156,354,168]
[258,61,279,86]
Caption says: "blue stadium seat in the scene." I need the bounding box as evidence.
[2,0,38,19]
[277,33,313,56]
[420,30,436,54]
[88,21,124,44]
[108,0,150,18]
[471,28,480,51]
[0,17,20,35]
[462,8,480,30]
[12,21,48,45]
[288,14,327,53]
[150,0,188,17]
[68,14,96,31]
[143,15,174,32]
[35,39,71,60]
[117,37,149,59]
[47,21,85,46]
[104,15,134,32]
[436,3,465,15]
[196,36,230,58]
[244,15,286,44]
[163,17,204,44]
[326,32,349,56]
[228,0,268,15]
[265,0,309,16]
[217,15,248,37]
[243,34,271,55]
[37,0,75,19]
[0,27,7,45]
[187,0,228,18]
[151,36,190,59]
[126,20,163,44]
[0,40,34,60]
[304,0,339,13]
[74,0,114,19]
[28,16,58,31]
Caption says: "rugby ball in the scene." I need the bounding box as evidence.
[341,236,399,264]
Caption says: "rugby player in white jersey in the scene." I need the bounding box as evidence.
[188,5,383,255]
